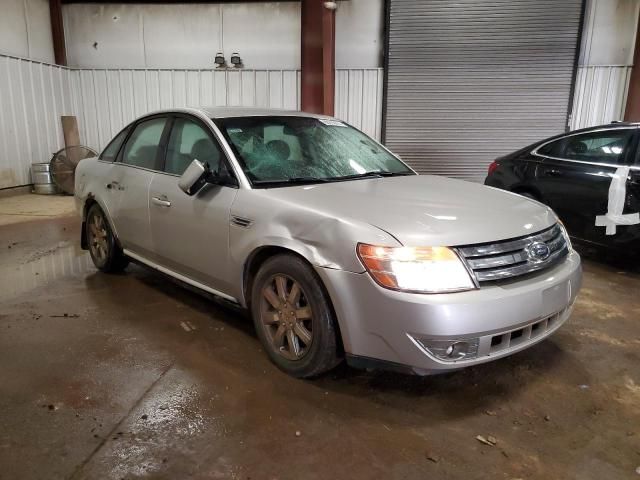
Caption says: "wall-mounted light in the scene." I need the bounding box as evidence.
[323,1,338,10]
[214,52,226,68]
[230,52,243,68]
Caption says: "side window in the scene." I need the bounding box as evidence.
[563,130,633,164]
[100,127,129,162]
[539,130,634,164]
[165,118,227,176]
[121,117,167,170]
[537,138,566,157]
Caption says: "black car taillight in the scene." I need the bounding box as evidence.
[488,160,499,175]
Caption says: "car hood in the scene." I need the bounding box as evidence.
[263,175,557,247]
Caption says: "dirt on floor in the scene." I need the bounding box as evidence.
[0,206,639,480]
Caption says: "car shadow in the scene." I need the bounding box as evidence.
[86,259,589,425]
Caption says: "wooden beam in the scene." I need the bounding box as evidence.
[301,0,335,115]
[61,116,80,148]
[624,13,640,121]
[49,0,67,66]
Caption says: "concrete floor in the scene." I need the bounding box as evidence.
[1,194,639,480]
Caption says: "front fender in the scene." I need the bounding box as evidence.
[227,191,401,305]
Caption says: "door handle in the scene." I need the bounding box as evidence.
[106,181,120,190]
[151,196,171,208]
[545,169,563,177]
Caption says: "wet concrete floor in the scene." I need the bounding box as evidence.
[1,214,639,480]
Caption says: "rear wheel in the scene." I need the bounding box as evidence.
[251,254,341,378]
[86,204,129,273]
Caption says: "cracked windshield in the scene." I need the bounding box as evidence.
[215,116,414,185]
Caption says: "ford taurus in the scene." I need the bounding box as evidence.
[75,107,582,378]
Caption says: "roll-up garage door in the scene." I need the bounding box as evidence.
[383,0,583,182]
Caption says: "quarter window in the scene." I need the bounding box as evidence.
[165,118,226,176]
[100,127,129,162]
[538,129,634,165]
[121,117,168,170]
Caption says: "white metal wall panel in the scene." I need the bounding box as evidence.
[335,68,384,140]
[0,55,77,188]
[570,65,633,130]
[384,0,583,182]
[74,69,303,152]
[570,0,638,130]
[0,53,383,189]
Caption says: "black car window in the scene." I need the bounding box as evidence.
[121,117,168,170]
[165,118,226,176]
[537,137,567,157]
[539,129,633,165]
[100,127,130,162]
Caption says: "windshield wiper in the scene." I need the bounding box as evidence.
[252,176,330,186]
[334,170,413,181]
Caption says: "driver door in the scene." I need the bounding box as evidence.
[149,115,239,296]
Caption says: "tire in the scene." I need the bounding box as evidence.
[85,204,129,273]
[251,254,341,378]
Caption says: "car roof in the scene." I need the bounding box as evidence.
[198,106,327,119]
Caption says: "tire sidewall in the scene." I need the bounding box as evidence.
[251,254,339,378]
[86,204,118,272]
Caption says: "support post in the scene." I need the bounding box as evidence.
[301,0,335,115]
[49,0,67,66]
[624,13,640,121]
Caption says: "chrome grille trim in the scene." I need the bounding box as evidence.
[457,224,568,284]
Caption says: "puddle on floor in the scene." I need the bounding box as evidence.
[0,242,94,301]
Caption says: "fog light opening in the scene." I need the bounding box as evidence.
[445,341,469,359]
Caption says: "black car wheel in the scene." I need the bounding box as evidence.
[86,204,129,273]
[251,254,341,378]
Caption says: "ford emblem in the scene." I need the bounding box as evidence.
[526,241,551,262]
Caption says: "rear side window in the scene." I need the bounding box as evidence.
[537,129,634,165]
[100,127,129,162]
[121,117,168,170]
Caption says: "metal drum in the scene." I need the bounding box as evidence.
[31,162,59,194]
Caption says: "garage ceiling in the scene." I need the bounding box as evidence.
[383,0,584,182]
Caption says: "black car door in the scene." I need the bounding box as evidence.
[533,126,639,247]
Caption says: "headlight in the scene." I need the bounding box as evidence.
[356,243,476,293]
[557,220,573,251]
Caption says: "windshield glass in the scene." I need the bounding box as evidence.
[214,116,414,186]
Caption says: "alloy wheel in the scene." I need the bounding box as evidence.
[260,274,314,360]
[88,210,109,264]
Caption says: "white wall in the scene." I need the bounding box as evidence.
[579,0,639,66]
[0,0,54,63]
[336,0,384,68]
[62,0,384,69]
[63,2,301,69]
[571,0,639,129]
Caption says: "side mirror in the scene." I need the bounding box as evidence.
[178,159,209,196]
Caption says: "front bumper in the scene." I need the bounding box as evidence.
[315,251,582,375]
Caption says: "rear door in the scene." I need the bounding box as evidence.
[149,114,239,295]
[108,116,170,258]
[533,127,639,246]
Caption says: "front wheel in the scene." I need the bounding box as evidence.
[86,204,129,273]
[251,254,341,378]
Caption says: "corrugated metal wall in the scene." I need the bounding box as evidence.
[384,0,583,183]
[569,0,639,129]
[570,65,633,129]
[0,55,78,188]
[73,69,302,154]
[335,68,384,141]
[0,53,383,189]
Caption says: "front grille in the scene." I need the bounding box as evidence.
[457,224,568,284]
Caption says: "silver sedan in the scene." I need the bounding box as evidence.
[75,107,582,378]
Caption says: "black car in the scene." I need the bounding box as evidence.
[485,122,640,251]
